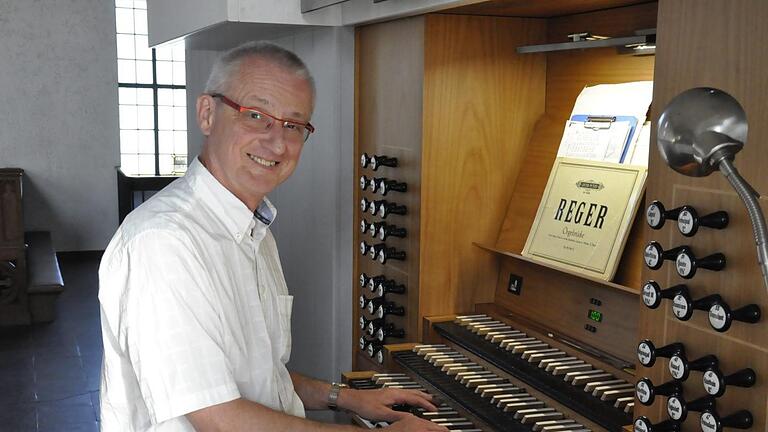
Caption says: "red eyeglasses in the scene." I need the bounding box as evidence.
[210,93,315,143]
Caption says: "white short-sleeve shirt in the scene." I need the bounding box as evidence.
[98,158,305,431]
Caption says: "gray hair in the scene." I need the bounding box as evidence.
[204,41,316,103]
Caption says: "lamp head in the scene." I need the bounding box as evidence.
[657,87,747,176]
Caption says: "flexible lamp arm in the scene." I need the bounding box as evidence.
[718,157,768,292]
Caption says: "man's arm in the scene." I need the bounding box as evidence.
[290,372,337,410]
[289,372,447,425]
[186,398,359,432]
[187,397,449,432]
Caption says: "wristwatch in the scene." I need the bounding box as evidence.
[327,382,349,411]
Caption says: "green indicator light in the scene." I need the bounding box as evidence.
[588,309,603,323]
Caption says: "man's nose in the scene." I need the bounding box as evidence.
[262,123,287,155]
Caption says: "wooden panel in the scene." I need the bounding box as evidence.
[545,1,657,42]
[491,254,640,361]
[354,16,425,370]
[637,0,768,427]
[418,14,547,333]
[443,0,652,19]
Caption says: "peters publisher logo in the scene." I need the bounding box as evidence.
[575,180,604,191]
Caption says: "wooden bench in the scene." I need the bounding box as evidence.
[25,231,64,323]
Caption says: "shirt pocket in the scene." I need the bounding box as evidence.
[276,294,294,364]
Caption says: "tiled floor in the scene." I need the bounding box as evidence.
[0,252,103,432]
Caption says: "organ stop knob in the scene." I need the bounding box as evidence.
[377,247,406,264]
[633,416,681,432]
[677,206,728,236]
[360,153,398,170]
[671,289,720,321]
[637,339,684,368]
[646,200,682,230]
[666,394,716,422]
[636,377,682,406]
[707,298,761,332]
[674,246,726,279]
[703,368,756,398]
[644,242,684,270]
[642,281,686,309]
[667,353,718,381]
[700,410,753,432]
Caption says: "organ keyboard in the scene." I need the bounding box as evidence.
[347,313,637,431]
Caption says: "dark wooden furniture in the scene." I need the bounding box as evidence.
[0,169,65,325]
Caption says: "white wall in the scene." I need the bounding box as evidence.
[0,0,120,251]
[184,26,355,419]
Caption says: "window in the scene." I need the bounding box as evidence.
[115,0,188,176]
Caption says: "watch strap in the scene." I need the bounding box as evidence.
[327,382,349,411]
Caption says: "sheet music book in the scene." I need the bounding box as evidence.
[522,158,647,281]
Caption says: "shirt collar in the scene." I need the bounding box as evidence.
[186,157,277,243]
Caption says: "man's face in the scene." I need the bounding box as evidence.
[197,57,314,210]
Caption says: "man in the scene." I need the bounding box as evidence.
[98,41,448,432]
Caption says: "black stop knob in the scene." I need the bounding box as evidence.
[646,200,682,230]
[375,279,406,297]
[677,206,729,237]
[637,339,685,368]
[359,175,372,191]
[364,274,385,292]
[633,416,680,432]
[700,410,753,432]
[360,315,376,330]
[366,340,384,358]
[674,246,726,279]
[376,178,407,196]
[359,336,372,350]
[366,297,387,316]
[360,220,373,234]
[367,243,386,260]
[708,299,761,332]
[703,368,756,398]
[378,247,406,264]
[365,317,386,336]
[359,241,371,256]
[359,294,371,310]
[644,241,684,270]
[373,200,407,218]
[377,223,407,241]
[368,221,385,238]
[375,301,405,319]
[666,394,716,423]
[671,289,720,321]
[636,377,682,406]
[360,197,373,213]
[359,272,373,288]
[361,153,398,170]
[642,281,687,309]
[668,353,718,381]
[375,324,405,342]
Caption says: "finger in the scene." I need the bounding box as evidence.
[418,419,450,431]
[394,390,439,412]
[383,409,411,422]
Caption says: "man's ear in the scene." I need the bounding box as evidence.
[196,94,215,136]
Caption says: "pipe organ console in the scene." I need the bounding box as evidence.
[348,1,768,431]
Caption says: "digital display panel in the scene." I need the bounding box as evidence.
[587,309,603,323]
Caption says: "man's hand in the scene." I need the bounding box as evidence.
[338,387,438,422]
[387,414,450,432]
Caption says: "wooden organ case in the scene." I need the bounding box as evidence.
[351,1,767,431]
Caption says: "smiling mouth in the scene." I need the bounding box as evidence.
[247,153,279,167]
